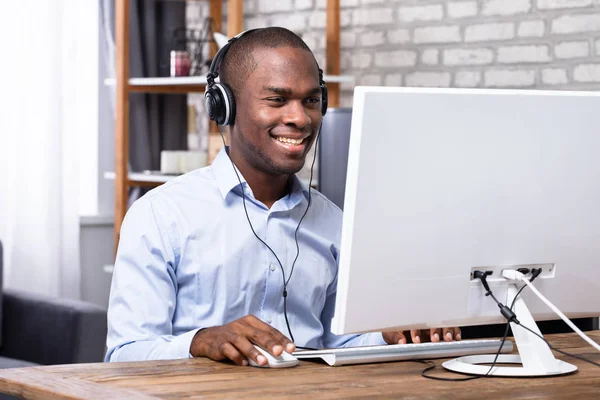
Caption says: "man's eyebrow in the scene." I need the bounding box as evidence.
[263,86,292,95]
[262,86,323,96]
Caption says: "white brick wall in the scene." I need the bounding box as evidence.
[352,8,394,25]
[465,23,515,42]
[186,0,600,180]
[398,5,444,23]
[188,0,600,122]
[538,0,593,10]
[358,31,385,47]
[447,2,478,19]
[258,0,293,13]
[358,74,382,86]
[481,0,532,16]
[551,14,600,34]
[444,48,494,65]
[497,45,551,63]
[455,71,482,87]
[542,68,569,84]
[374,50,418,67]
[414,25,461,44]
[421,49,440,65]
[485,69,536,87]
[573,64,600,81]
[406,71,452,87]
[384,73,403,86]
[554,41,590,59]
[387,28,410,44]
[517,20,545,37]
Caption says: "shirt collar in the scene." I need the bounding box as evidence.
[212,147,311,207]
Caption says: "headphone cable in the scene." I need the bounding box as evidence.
[219,126,320,343]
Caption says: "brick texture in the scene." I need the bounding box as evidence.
[188,0,600,97]
[186,0,600,176]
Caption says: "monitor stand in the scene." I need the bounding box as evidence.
[442,284,577,377]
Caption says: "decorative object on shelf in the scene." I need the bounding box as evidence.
[170,18,215,76]
[160,150,207,175]
[213,32,228,49]
[170,50,191,77]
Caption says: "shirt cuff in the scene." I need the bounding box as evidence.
[363,332,387,346]
[171,328,202,359]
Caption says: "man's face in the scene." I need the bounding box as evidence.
[230,46,324,176]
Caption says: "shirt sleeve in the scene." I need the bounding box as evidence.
[105,197,199,362]
[319,269,387,348]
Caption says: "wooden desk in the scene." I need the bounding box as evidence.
[0,332,598,399]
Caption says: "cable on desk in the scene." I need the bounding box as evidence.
[418,269,534,381]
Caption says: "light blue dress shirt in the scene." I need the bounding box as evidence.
[106,148,385,362]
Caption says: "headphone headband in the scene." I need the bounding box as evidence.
[205,28,328,126]
[207,29,260,85]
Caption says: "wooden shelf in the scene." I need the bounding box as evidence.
[104,171,171,187]
[104,171,317,189]
[104,75,353,94]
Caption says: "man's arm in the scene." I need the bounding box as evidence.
[105,197,199,362]
[106,197,295,365]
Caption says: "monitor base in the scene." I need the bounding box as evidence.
[443,282,577,377]
[443,354,577,377]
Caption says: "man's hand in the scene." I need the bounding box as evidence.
[382,327,461,345]
[190,315,295,366]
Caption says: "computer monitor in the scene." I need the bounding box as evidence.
[331,86,600,376]
[318,108,353,210]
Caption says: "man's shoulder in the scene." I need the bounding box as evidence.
[309,189,342,216]
[306,188,344,232]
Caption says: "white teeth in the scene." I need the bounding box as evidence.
[276,137,304,145]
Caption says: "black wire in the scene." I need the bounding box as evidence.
[219,125,320,344]
[514,323,600,368]
[419,314,512,381]
[509,272,599,368]
[419,274,528,381]
[510,284,527,310]
[420,268,600,379]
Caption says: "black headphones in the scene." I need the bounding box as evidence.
[205,28,328,126]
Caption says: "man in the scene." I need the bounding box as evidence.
[106,27,460,367]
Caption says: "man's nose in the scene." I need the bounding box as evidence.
[283,100,311,129]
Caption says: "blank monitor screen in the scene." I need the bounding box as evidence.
[332,87,600,335]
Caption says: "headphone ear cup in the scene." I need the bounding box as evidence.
[205,83,236,126]
[205,86,225,125]
[221,83,236,126]
[321,84,328,116]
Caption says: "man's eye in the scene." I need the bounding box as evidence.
[268,97,286,103]
[306,98,321,104]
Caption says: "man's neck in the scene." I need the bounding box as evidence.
[228,149,291,209]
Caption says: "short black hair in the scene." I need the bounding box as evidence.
[219,27,315,97]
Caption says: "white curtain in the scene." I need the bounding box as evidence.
[0,2,86,299]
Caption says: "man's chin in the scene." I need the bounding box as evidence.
[271,160,306,176]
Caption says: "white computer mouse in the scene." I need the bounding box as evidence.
[248,344,299,368]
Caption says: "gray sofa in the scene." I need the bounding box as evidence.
[0,241,107,368]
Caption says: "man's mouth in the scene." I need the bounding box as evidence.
[274,136,306,145]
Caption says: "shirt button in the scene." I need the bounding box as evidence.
[266,316,272,324]
[270,263,276,272]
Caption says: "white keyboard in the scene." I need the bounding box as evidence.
[293,339,513,367]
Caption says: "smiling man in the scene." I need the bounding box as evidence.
[105,27,460,367]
